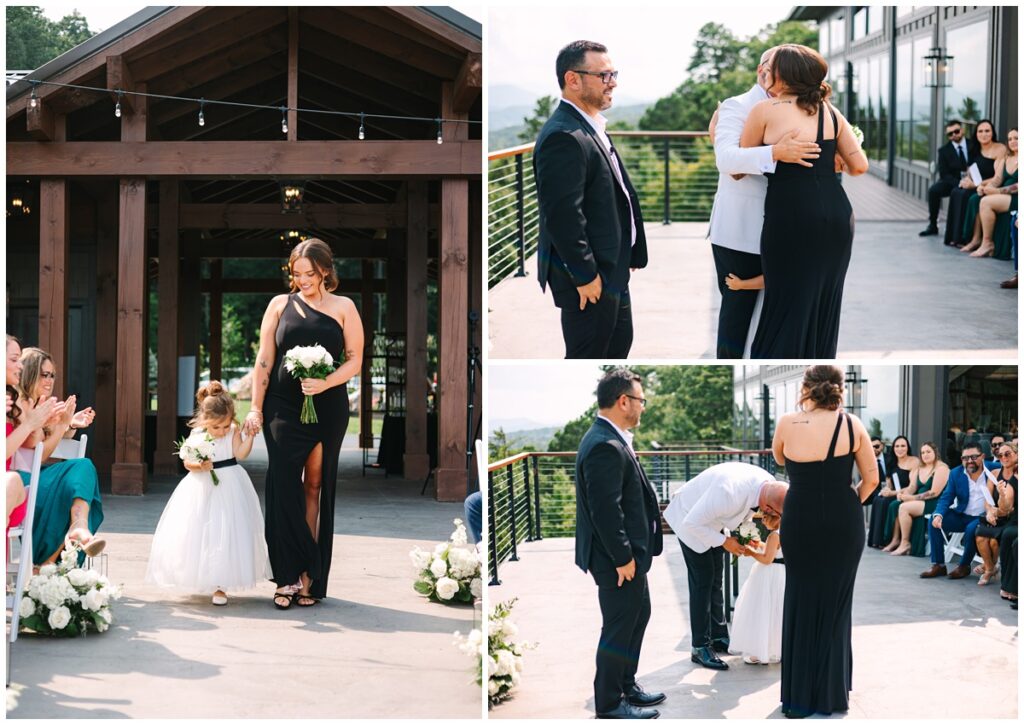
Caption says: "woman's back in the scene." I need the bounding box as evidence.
[761,99,837,145]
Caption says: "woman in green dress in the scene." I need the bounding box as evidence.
[886,442,950,556]
[14,346,105,564]
[961,127,1018,259]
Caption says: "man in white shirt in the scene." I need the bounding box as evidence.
[663,462,788,669]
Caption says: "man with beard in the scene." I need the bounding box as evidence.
[575,368,663,718]
[534,41,647,359]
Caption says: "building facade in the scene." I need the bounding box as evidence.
[734,365,1018,466]
[789,5,1018,201]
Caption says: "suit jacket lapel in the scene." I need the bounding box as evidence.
[559,102,628,203]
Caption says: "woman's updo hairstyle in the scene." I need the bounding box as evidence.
[771,43,831,115]
[188,380,237,428]
[799,365,844,410]
[288,238,339,293]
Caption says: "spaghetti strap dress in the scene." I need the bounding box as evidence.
[751,104,854,358]
[263,294,349,599]
[781,412,863,717]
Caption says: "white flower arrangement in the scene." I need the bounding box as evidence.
[453,598,534,707]
[176,429,219,484]
[283,344,337,424]
[19,542,122,637]
[410,518,483,604]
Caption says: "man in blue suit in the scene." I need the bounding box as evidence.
[921,442,1000,579]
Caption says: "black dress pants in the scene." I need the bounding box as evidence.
[711,244,762,359]
[999,525,1017,594]
[560,288,633,359]
[680,539,729,649]
[927,178,957,226]
[594,572,651,713]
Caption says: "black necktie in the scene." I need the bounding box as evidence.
[956,143,967,167]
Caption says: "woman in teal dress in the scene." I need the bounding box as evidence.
[885,442,950,556]
[962,127,1018,259]
[15,346,104,564]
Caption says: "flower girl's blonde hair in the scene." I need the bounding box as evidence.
[188,381,237,429]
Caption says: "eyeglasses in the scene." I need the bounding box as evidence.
[998,450,1014,458]
[961,453,981,461]
[40,371,56,379]
[872,444,883,450]
[573,69,618,84]
[624,394,647,407]
[946,129,962,137]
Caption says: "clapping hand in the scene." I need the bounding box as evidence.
[56,395,78,428]
[71,406,95,430]
[24,396,60,430]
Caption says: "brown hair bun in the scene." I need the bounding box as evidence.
[800,365,844,410]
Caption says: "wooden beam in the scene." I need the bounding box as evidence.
[468,180,482,488]
[149,31,287,100]
[199,278,386,294]
[209,260,223,380]
[38,179,70,397]
[26,100,56,141]
[150,55,286,126]
[106,55,137,116]
[382,7,482,54]
[181,237,389,259]
[435,177,469,502]
[442,81,469,142]
[287,7,299,141]
[173,202,414,229]
[404,180,430,481]
[452,53,482,113]
[120,82,148,143]
[112,178,148,495]
[8,140,482,178]
[155,180,180,475]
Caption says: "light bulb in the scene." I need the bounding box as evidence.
[358,113,365,140]
[436,118,443,144]
[115,100,121,118]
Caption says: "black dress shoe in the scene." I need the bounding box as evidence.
[919,226,939,236]
[691,646,729,670]
[710,638,730,654]
[626,683,666,707]
[596,701,660,719]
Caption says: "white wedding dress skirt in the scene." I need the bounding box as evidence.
[729,557,785,662]
[146,430,272,594]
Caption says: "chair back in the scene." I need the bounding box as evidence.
[51,434,87,460]
[7,442,44,644]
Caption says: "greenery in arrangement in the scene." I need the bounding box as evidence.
[410,519,483,604]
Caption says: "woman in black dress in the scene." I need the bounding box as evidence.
[244,239,364,608]
[950,120,1006,249]
[871,435,920,549]
[772,366,878,718]
[740,44,868,358]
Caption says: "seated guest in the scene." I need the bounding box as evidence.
[883,442,949,555]
[920,442,1000,579]
[868,436,918,548]
[974,442,1016,585]
[952,120,1007,248]
[862,436,889,507]
[922,119,974,238]
[13,345,104,564]
[987,433,1007,461]
[1002,211,1018,288]
[464,490,482,544]
[961,128,1018,259]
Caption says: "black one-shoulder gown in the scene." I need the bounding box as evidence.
[263,294,349,599]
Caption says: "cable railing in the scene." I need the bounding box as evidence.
[487,131,717,289]
[487,448,778,586]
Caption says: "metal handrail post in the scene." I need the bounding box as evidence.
[514,154,527,277]
[506,463,519,561]
[662,137,671,225]
[522,456,535,541]
[487,470,501,585]
[532,455,543,540]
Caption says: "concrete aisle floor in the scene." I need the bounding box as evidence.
[487,538,1018,719]
[6,453,483,719]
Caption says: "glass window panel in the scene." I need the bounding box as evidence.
[857,366,902,442]
[943,20,989,134]
[877,54,889,168]
[831,14,846,51]
[912,35,932,162]
[868,6,884,35]
[853,8,867,41]
[820,21,830,57]
[895,40,912,160]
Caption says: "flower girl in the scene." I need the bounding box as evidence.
[146,382,271,605]
[729,518,785,664]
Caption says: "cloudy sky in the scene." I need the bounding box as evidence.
[489,362,603,430]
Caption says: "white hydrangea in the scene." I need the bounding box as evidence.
[450,519,468,546]
[409,547,431,570]
[501,618,519,638]
[39,564,57,578]
[18,596,35,618]
[487,654,498,676]
[494,649,518,677]
[488,617,503,637]
[429,556,449,579]
[47,605,71,630]
[434,542,448,556]
[434,576,460,601]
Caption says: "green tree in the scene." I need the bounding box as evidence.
[548,404,598,452]
[687,22,745,83]
[6,7,94,71]
[518,95,557,143]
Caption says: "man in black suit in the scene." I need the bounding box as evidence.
[921,119,974,237]
[575,369,664,719]
[534,41,647,359]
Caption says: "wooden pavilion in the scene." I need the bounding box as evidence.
[5,6,482,501]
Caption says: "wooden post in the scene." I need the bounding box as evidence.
[111,178,148,495]
[154,180,180,475]
[287,7,299,141]
[92,183,119,480]
[468,180,482,489]
[209,260,223,381]
[404,181,430,481]
[38,179,70,398]
[359,260,375,449]
[386,229,407,332]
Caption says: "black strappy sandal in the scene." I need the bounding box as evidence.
[273,591,295,610]
[294,592,318,607]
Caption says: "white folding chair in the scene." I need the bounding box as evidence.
[51,434,87,461]
[7,442,44,684]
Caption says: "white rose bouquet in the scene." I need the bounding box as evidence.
[454,598,533,707]
[410,518,483,604]
[283,344,337,424]
[176,429,219,484]
[19,542,122,637]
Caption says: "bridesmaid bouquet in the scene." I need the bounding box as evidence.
[176,430,219,484]
[731,519,763,561]
[283,344,336,424]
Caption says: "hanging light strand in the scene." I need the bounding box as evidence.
[114,89,123,118]
[15,78,480,138]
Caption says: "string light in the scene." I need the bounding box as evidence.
[198,98,205,127]
[114,90,122,118]
[280,106,288,135]
[358,112,365,140]
[436,118,443,145]
[29,83,38,109]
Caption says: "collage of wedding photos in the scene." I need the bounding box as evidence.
[2,1,1019,721]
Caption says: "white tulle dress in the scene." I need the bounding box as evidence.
[729,532,785,663]
[145,425,272,593]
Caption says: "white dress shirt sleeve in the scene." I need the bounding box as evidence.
[681,484,741,552]
[714,97,777,176]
